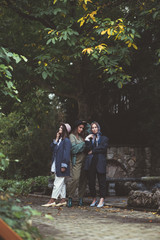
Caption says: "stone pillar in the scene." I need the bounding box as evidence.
[144,147,151,176]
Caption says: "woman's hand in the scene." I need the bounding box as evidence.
[88,150,92,155]
[61,167,66,172]
[56,132,60,142]
[87,134,93,139]
[85,134,93,141]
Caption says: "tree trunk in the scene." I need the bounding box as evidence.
[77,95,93,121]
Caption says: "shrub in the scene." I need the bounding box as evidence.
[0,176,51,196]
[0,194,42,240]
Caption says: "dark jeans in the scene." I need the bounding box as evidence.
[88,157,106,198]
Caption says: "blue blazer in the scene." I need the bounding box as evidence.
[51,138,71,177]
[84,135,108,174]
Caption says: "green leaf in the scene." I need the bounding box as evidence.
[0,152,5,158]
[12,54,21,63]
[6,81,13,89]
[63,31,68,40]
[14,159,19,162]
[11,205,22,212]
[46,39,52,45]
[53,8,62,15]
[30,209,41,216]
[45,214,54,220]
[52,38,56,44]
[117,82,123,88]
[7,52,13,57]
[153,11,159,20]
[42,71,47,79]
[5,70,12,78]
[20,55,28,62]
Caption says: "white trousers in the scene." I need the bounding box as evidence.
[51,175,66,199]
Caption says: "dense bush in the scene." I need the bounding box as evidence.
[0,92,64,179]
[0,176,51,195]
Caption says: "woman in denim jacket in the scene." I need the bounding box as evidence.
[42,123,71,207]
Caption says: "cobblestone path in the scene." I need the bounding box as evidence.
[21,196,160,240]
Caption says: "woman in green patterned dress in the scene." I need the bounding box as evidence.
[67,120,89,207]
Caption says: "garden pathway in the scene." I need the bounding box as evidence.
[20,195,160,240]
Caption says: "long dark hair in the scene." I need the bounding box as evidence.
[72,125,85,139]
[60,124,69,139]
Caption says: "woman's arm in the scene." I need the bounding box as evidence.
[69,134,85,154]
[50,132,60,149]
[85,134,93,153]
[61,138,71,169]
[50,139,57,149]
[71,142,85,154]
[85,140,92,153]
[92,136,109,154]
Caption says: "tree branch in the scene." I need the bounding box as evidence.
[5,0,54,28]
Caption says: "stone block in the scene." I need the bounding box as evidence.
[107,153,114,159]
[127,189,160,209]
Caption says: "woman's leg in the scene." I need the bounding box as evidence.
[59,180,66,199]
[55,180,67,206]
[78,157,88,198]
[59,179,66,203]
[88,158,97,199]
[42,175,65,206]
[97,172,106,205]
[68,159,82,198]
[51,175,65,199]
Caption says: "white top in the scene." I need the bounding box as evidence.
[51,138,62,173]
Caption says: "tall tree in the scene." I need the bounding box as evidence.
[1,0,140,120]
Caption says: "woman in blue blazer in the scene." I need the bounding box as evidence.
[85,121,108,208]
[42,123,71,207]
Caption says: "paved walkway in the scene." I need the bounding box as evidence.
[20,195,160,240]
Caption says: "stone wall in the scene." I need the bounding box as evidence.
[66,145,152,197]
[106,145,151,178]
